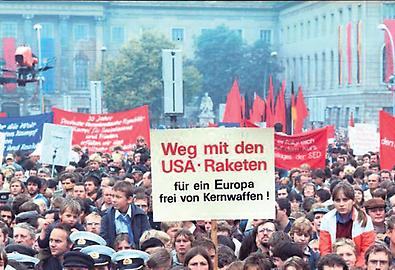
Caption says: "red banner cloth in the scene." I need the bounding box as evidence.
[294,86,309,134]
[379,110,395,170]
[275,127,328,170]
[249,94,265,123]
[2,38,17,92]
[223,80,242,123]
[52,105,150,154]
[384,20,395,83]
[0,112,7,118]
[274,80,286,132]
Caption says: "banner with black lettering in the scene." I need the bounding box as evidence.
[0,113,53,154]
[380,110,395,170]
[151,128,275,221]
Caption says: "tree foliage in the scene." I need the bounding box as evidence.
[194,25,282,110]
[103,31,202,124]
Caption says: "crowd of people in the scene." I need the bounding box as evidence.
[0,133,394,270]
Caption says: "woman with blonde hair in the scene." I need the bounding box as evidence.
[332,238,357,270]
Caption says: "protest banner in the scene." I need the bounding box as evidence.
[52,105,150,153]
[380,110,395,170]
[0,113,53,154]
[0,133,5,162]
[275,127,327,170]
[349,123,379,156]
[151,128,275,221]
[40,123,73,167]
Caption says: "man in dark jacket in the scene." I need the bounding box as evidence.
[100,181,150,248]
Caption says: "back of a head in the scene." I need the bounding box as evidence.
[271,241,304,262]
[218,244,237,268]
[317,253,348,270]
[243,252,272,270]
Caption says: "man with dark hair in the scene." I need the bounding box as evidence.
[26,176,48,206]
[243,252,273,270]
[42,223,73,270]
[365,242,392,270]
[317,253,348,270]
[276,185,290,199]
[271,240,304,269]
[275,198,292,233]
[0,205,14,227]
[84,175,100,202]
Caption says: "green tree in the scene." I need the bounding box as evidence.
[194,25,243,106]
[103,31,202,125]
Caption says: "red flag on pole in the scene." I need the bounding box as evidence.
[274,80,286,131]
[222,80,242,123]
[380,110,395,170]
[348,111,355,127]
[2,37,17,93]
[265,76,275,127]
[241,95,246,121]
[249,93,265,124]
[291,82,297,134]
[294,86,308,134]
[346,22,352,85]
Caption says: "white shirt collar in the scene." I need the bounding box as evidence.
[115,204,132,219]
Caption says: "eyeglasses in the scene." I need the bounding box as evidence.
[258,228,274,234]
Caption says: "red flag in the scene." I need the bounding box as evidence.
[2,38,17,93]
[240,119,259,128]
[294,86,309,134]
[249,93,265,123]
[241,95,246,121]
[223,80,242,123]
[380,110,395,170]
[346,22,352,85]
[0,112,6,118]
[291,83,297,134]
[265,76,275,127]
[327,125,335,140]
[348,111,355,127]
[384,20,395,83]
[208,122,218,128]
[274,80,286,131]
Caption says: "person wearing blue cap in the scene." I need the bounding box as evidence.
[70,231,107,251]
[311,206,329,240]
[6,252,39,270]
[111,249,149,270]
[81,245,115,270]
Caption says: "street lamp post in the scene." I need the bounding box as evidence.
[33,23,43,113]
[378,23,395,115]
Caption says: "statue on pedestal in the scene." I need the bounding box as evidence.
[198,92,215,126]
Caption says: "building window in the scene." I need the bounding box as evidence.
[286,58,290,82]
[74,24,88,41]
[300,22,304,40]
[307,55,311,87]
[345,107,350,127]
[172,28,184,42]
[307,21,311,39]
[322,15,327,35]
[339,9,343,24]
[293,57,297,83]
[234,29,243,39]
[322,52,326,89]
[280,28,284,44]
[111,26,124,43]
[330,13,335,33]
[77,108,90,113]
[260,29,271,43]
[382,44,387,83]
[355,106,360,122]
[335,107,341,128]
[287,26,290,42]
[330,50,334,88]
[293,24,297,42]
[1,22,17,38]
[75,57,88,89]
[314,17,319,37]
[41,23,54,38]
[348,6,352,22]
[315,54,319,87]
[300,57,304,86]
[357,4,362,20]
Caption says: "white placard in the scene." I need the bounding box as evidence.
[151,128,275,221]
[349,123,379,156]
[40,123,73,166]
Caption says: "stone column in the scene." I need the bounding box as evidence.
[95,16,105,70]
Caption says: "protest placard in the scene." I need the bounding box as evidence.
[0,113,53,154]
[52,105,150,153]
[380,110,395,170]
[275,127,328,170]
[349,123,379,156]
[151,128,275,221]
[40,123,73,166]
